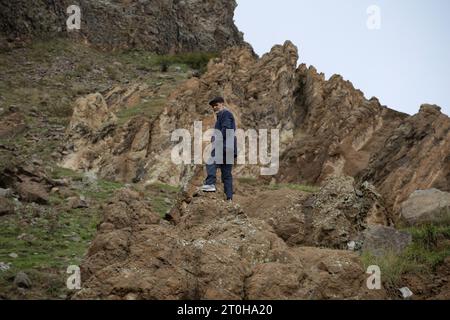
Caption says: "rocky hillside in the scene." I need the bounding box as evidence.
[0,3,449,301]
[54,41,449,300]
[0,0,244,53]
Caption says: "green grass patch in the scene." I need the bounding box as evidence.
[50,167,83,181]
[144,182,181,217]
[116,97,166,125]
[82,179,125,201]
[0,204,101,299]
[361,219,450,289]
[155,52,218,73]
[116,50,217,74]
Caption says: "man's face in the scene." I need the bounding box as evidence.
[211,102,224,114]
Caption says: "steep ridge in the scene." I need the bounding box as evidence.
[358,104,450,214]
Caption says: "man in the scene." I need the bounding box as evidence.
[201,97,237,201]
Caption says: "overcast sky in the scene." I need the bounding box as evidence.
[235,0,450,116]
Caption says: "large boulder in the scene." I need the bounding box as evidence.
[401,189,450,225]
[358,225,412,256]
[61,87,153,182]
[304,176,392,249]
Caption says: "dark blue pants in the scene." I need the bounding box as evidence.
[205,162,233,200]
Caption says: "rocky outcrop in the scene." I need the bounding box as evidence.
[62,84,157,182]
[400,189,450,225]
[0,0,244,53]
[359,104,450,215]
[238,176,392,249]
[74,187,385,300]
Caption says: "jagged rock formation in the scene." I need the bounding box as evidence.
[358,104,450,213]
[0,0,244,53]
[74,187,385,300]
[62,41,450,218]
[62,84,154,182]
[50,24,448,299]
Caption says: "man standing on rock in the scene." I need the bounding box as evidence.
[201,97,237,201]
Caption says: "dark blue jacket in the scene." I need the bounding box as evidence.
[212,108,237,160]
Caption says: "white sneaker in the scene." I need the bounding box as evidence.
[201,185,216,192]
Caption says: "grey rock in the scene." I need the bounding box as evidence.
[14,272,32,289]
[347,240,362,251]
[305,176,390,249]
[83,171,98,185]
[359,225,412,256]
[401,189,450,225]
[16,181,49,204]
[69,235,81,243]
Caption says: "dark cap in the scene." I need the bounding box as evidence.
[209,97,225,106]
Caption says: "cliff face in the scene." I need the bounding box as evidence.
[358,104,450,212]
[0,0,244,53]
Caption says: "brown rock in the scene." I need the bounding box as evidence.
[67,196,89,209]
[15,180,49,204]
